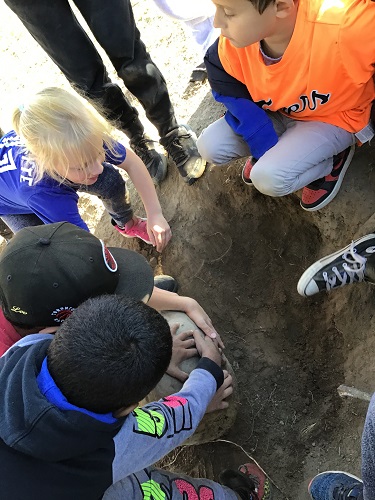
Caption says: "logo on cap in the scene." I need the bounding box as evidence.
[51,306,75,323]
[100,240,118,272]
[10,306,28,315]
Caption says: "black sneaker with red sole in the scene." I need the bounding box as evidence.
[300,145,355,211]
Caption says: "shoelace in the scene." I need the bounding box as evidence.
[226,473,260,500]
[323,242,375,291]
[132,137,156,164]
[333,483,363,499]
[163,132,191,165]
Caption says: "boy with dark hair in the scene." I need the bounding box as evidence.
[0,222,222,357]
[198,0,375,211]
[0,294,268,499]
[47,296,173,414]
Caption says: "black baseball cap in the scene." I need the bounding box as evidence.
[0,222,154,327]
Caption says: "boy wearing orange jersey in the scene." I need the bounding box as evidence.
[198,0,375,210]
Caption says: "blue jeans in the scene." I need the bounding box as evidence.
[362,393,375,500]
[77,162,133,227]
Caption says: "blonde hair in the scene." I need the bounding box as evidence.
[12,87,118,183]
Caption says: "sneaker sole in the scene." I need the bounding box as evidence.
[116,218,153,245]
[177,125,207,184]
[297,234,375,297]
[241,168,253,186]
[300,144,355,212]
[308,470,362,495]
[184,158,207,185]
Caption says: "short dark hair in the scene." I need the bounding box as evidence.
[249,0,276,14]
[47,295,172,413]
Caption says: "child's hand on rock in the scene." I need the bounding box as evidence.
[193,329,222,367]
[184,298,224,348]
[206,370,233,413]
[166,325,197,382]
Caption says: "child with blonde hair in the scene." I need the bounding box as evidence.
[0,87,171,252]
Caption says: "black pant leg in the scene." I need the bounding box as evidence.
[5,0,107,92]
[4,0,142,134]
[74,0,178,137]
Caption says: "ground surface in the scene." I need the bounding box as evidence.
[1,1,375,498]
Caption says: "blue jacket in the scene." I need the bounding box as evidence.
[0,337,223,499]
[0,131,127,230]
[205,39,278,159]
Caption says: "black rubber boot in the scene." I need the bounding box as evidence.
[96,84,168,185]
[130,134,168,185]
[153,275,179,293]
[160,126,206,185]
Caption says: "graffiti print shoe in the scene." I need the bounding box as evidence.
[300,145,355,211]
[219,462,272,500]
[308,471,363,499]
[297,234,375,296]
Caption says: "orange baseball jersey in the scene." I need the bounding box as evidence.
[218,0,375,133]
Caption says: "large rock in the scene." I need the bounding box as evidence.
[141,311,237,445]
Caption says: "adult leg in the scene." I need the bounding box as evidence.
[6,0,204,183]
[362,394,375,499]
[4,0,172,184]
[152,0,218,55]
[4,0,143,136]
[74,0,206,184]
[104,467,238,500]
[74,0,177,138]
[1,214,43,233]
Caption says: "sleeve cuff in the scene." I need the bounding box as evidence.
[196,357,224,390]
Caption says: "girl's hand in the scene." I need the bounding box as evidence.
[184,298,224,349]
[147,213,172,252]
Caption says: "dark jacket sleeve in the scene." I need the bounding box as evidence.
[205,39,278,159]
